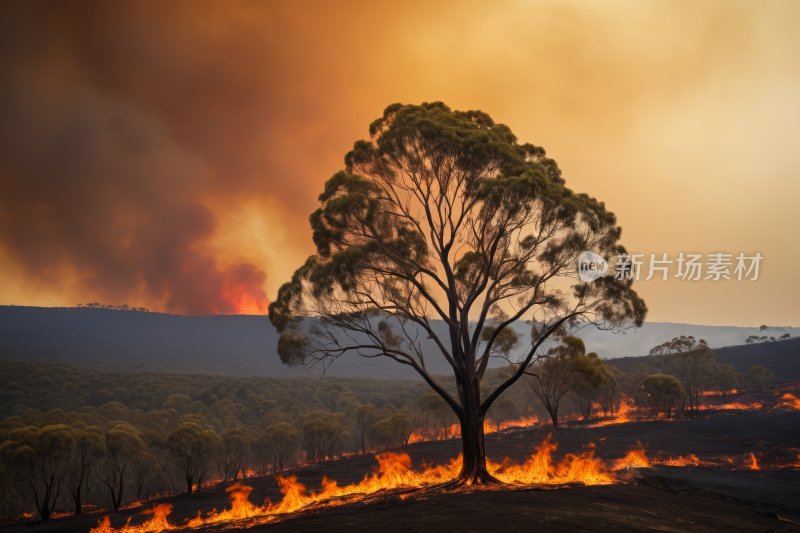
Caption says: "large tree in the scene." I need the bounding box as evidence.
[269,102,646,486]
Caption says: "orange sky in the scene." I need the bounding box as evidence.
[0,1,798,325]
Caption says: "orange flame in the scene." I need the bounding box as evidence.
[488,434,614,485]
[89,504,172,533]
[780,393,800,410]
[657,453,701,467]
[747,452,760,470]
[612,442,651,469]
[91,444,618,532]
[408,413,542,445]
[701,400,763,410]
[588,395,636,428]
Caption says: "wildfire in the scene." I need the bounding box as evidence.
[218,263,269,315]
[90,442,619,533]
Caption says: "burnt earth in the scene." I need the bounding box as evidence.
[247,485,800,533]
[3,409,799,533]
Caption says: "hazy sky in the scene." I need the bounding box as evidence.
[0,1,798,325]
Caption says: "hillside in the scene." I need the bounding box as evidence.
[0,306,461,379]
[606,337,800,380]
[0,306,796,380]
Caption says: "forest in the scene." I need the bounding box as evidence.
[0,337,776,521]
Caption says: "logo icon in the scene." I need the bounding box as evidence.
[578,251,608,282]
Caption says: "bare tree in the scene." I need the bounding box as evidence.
[269,102,646,486]
[524,336,583,427]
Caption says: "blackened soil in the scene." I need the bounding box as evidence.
[249,485,800,533]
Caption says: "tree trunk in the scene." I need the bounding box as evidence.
[74,492,82,515]
[115,483,124,511]
[454,409,496,485]
[547,406,559,428]
[186,475,194,494]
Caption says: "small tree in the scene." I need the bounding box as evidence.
[640,374,684,419]
[97,427,144,511]
[596,369,619,417]
[166,423,221,494]
[218,429,250,481]
[264,423,298,473]
[302,413,341,462]
[63,427,105,515]
[351,404,378,454]
[368,420,394,451]
[743,366,774,393]
[129,452,158,502]
[387,412,414,449]
[524,336,584,427]
[571,351,606,420]
[486,397,520,432]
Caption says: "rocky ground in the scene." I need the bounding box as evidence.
[3,408,799,533]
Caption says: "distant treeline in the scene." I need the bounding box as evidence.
[78,303,151,312]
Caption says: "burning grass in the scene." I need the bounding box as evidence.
[92,438,800,533]
[89,435,617,533]
[612,441,800,471]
